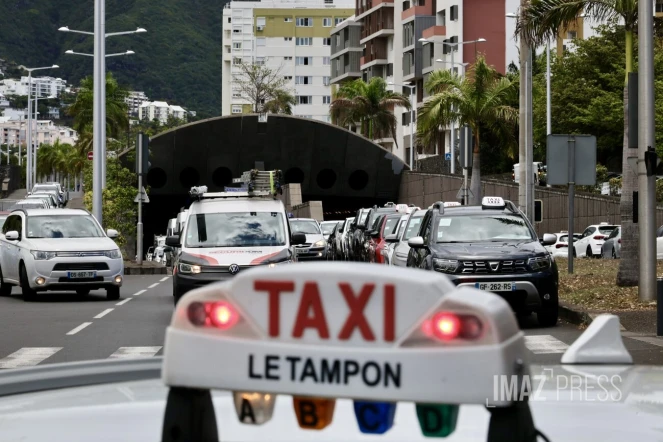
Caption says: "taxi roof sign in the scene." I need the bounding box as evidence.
[162,263,527,407]
[481,196,506,209]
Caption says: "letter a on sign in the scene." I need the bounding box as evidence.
[292,282,330,338]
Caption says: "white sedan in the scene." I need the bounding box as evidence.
[573,223,619,258]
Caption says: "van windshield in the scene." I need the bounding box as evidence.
[185,212,286,248]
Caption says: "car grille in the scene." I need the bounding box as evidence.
[460,260,528,274]
[53,263,109,271]
[58,276,104,283]
[200,265,251,273]
[55,251,107,257]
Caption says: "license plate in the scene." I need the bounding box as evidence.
[68,271,96,279]
[475,282,516,292]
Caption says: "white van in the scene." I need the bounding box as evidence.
[166,186,305,304]
[512,162,546,185]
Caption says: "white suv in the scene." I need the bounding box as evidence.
[573,223,619,258]
[0,209,124,301]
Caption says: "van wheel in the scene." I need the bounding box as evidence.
[20,264,37,301]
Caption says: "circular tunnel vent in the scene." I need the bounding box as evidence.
[348,170,369,191]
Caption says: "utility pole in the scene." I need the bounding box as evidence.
[92,0,105,225]
[638,0,656,301]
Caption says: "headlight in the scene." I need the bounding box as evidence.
[433,258,459,274]
[179,262,202,274]
[267,260,292,268]
[30,250,57,260]
[104,249,122,259]
[528,256,552,271]
[313,240,326,247]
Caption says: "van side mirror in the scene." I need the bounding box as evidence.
[541,233,557,246]
[291,232,306,245]
[5,231,19,241]
[385,233,399,243]
[408,236,425,248]
[106,229,119,239]
[165,235,181,247]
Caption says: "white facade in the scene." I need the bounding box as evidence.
[0,119,77,147]
[125,91,149,117]
[0,76,66,98]
[139,101,189,124]
[222,0,353,122]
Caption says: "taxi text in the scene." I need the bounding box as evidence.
[249,354,401,388]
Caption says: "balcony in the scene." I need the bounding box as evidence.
[402,5,432,20]
[422,25,446,43]
[356,0,394,20]
[360,9,395,44]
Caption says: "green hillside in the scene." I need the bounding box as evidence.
[0,0,223,118]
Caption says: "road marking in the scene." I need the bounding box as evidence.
[108,346,163,359]
[116,298,132,306]
[524,335,569,354]
[147,283,159,289]
[133,290,146,296]
[0,348,62,369]
[94,308,114,319]
[66,322,92,335]
[160,277,170,282]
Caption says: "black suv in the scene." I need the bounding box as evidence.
[353,204,400,262]
[406,198,559,327]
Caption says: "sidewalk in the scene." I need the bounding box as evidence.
[561,301,657,334]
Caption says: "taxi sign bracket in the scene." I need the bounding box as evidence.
[162,386,219,442]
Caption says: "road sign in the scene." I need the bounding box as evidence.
[87,151,93,161]
[445,153,451,161]
[134,186,150,203]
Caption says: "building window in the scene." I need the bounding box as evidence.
[296,17,313,27]
[657,0,663,13]
[296,37,313,46]
[323,37,331,46]
[227,17,231,23]
[323,56,331,65]
[257,37,266,46]
[323,76,331,86]
[284,56,293,60]
[256,57,266,65]
[567,30,577,39]
[233,42,242,50]
[284,37,293,41]
[233,26,242,33]
[284,17,293,22]
[323,18,332,27]
[334,17,345,25]
[296,56,312,65]
[232,57,242,65]
[232,105,242,114]
[284,76,293,80]
[232,92,241,98]
[323,96,331,104]
[295,76,313,84]
[450,5,458,20]
[256,17,266,27]
[297,96,312,104]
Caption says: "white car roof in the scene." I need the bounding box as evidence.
[22,209,89,216]
[190,198,285,215]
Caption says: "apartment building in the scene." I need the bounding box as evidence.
[125,91,149,117]
[139,101,189,124]
[0,119,77,148]
[221,0,354,122]
[0,76,66,98]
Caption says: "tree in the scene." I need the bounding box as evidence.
[263,90,296,115]
[417,56,519,204]
[329,77,411,144]
[67,72,130,139]
[235,62,291,113]
[517,0,639,286]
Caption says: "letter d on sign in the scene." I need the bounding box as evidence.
[415,404,459,437]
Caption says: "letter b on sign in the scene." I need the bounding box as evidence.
[293,397,336,430]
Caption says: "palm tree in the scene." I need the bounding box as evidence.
[330,77,411,145]
[516,0,638,286]
[68,72,130,139]
[263,90,296,115]
[417,55,519,204]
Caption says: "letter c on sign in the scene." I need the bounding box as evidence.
[357,403,380,431]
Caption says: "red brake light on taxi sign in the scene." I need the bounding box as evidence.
[422,312,483,342]
[187,301,239,330]
[353,400,396,434]
[432,312,461,341]
[232,391,275,425]
[293,397,336,430]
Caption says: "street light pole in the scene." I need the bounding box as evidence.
[546,41,551,135]
[92,0,105,225]
[638,0,656,301]
[387,82,415,170]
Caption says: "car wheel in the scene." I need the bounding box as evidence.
[20,264,37,302]
[76,288,90,296]
[0,268,11,296]
[586,246,593,258]
[537,303,559,327]
[106,286,120,300]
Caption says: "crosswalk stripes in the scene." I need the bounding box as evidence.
[108,346,163,359]
[524,335,569,354]
[0,347,62,369]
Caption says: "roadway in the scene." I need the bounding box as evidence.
[0,275,661,368]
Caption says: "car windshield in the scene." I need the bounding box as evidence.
[383,216,400,237]
[320,222,337,235]
[358,210,369,225]
[436,214,534,242]
[290,220,321,235]
[27,215,105,238]
[404,215,424,240]
[185,212,286,248]
[32,186,58,194]
[9,203,44,210]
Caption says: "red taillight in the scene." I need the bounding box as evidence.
[594,235,606,240]
[555,243,568,248]
[424,312,483,341]
[188,301,239,330]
